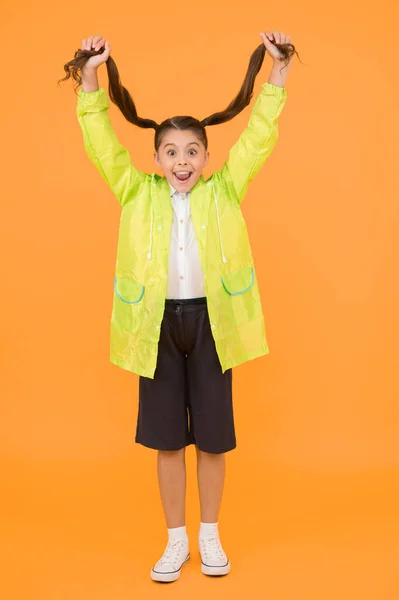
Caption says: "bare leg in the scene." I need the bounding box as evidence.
[157,449,187,529]
[196,448,226,523]
[196,448,231,577]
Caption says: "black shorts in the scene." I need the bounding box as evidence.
[135,298,236,454]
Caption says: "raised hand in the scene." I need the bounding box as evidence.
[260,30,292,62]
[81,35,112,70]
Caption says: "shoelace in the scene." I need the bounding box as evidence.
[200,535,226,560]
[157,539,186,567]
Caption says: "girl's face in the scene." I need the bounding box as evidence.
[155,129,209,193]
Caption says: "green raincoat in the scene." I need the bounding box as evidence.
[77,82,287,378]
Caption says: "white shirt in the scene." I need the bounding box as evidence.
[166,184,206,299]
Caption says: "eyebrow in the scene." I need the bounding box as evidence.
[164,142,200,149]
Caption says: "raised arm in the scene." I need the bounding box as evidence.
[76,36,145,207]
[220,30,292,204]
[220,81,287,203]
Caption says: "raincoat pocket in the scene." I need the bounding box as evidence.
[114,276,145,304]
[221,266,255,296]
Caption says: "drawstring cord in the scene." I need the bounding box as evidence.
[212,181,228,264]
[148,175,154,260]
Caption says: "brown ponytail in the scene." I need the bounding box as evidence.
[59,38,300,147]
[59,50,159,130]
[201,43,298,127]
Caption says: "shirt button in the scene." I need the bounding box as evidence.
[180,275,184,280]
[180,247,183,251]
[180,219,184,224]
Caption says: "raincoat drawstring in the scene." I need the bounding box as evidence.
[212,181,228,264]
[148,175,155,260]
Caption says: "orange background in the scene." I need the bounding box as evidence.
[1,1,399,598]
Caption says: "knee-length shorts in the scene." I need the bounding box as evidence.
[135,298,236,454]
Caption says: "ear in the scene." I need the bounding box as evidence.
[154,152,161,168]
[205,150,210,166]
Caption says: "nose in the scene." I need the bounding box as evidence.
[177,158,188,165]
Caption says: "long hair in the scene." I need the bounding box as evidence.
[59,40,300,150]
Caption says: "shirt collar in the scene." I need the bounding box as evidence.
[168,181,189,198]
[168,181,176,197]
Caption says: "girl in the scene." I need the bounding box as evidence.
[61,30,297,583]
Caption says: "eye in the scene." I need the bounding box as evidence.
[167,150,176,156]
[188,149,197,156]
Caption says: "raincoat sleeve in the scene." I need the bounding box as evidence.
[76,88,145,206]
[220,81,287,204]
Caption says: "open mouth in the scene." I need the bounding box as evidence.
[173,171,193,184]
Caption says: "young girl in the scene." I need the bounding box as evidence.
[61,30,296,583]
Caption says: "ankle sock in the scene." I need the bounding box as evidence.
[168,525,188,543]
[199,521,219,538]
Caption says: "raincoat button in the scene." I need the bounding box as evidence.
[211,324,216,329]
[156,326,160,330]
[202,225,206,229]
[158,226,162,230]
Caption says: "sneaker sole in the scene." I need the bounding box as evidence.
[151,553,190,583]
[201,561,231,577]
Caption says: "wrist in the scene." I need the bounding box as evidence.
[271,57,292,69]
[268,59,291,88]
[81,67,99,93]
[82,65,98,76]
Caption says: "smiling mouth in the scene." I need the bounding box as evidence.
[174,171,193,183]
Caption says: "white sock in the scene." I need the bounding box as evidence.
[168,525,188,544]
[199,522,219,538]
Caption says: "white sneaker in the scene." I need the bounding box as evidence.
[151,539,190,583]
[199,534,231,576]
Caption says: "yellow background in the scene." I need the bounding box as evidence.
[1,0,399,598]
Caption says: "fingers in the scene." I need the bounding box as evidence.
[81,35,105,52]
[92,35,104,51]
[103,40,112,59]
[262,30,291,45]
[260,31,274,47]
